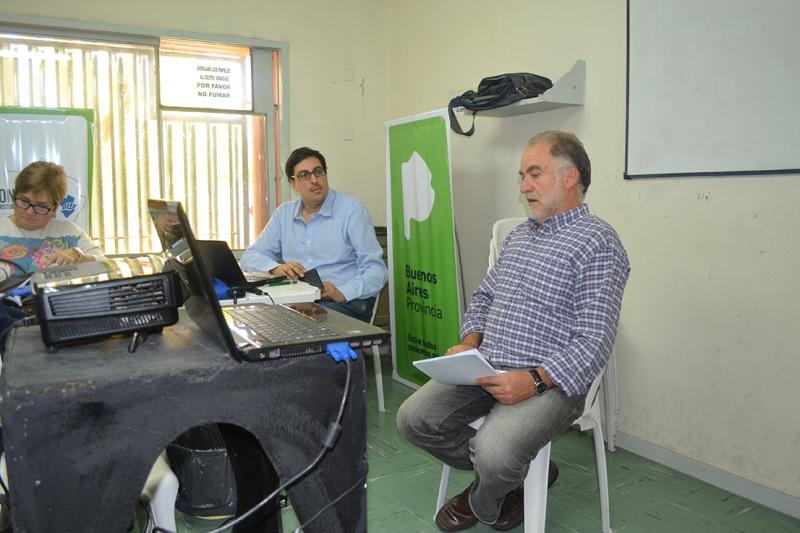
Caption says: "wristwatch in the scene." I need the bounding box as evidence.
[529,368,548,395]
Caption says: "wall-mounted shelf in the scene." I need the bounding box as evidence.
[456,60,585,118]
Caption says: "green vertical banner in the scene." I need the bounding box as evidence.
[386,111,462,387]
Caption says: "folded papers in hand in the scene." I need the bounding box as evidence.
[412,349,501,385]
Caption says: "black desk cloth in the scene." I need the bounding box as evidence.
[0,312,367,533]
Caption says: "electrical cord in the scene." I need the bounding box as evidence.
[0,316,37,339]
[262,290,275,305]
[227,286,246,305]
[229,285,275,305]
[205,358,352,533]
[120,354,352,533]
[0,492,10,533]
[136,499,157,532]
[290,471,367,533]
[0,316,37,361]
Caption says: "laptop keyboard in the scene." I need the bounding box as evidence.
[42,268,78,280]
[225,305,338,343]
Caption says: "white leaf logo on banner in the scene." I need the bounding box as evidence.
[401,151,436,240]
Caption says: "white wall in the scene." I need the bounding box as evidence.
[0,0,390,224]
[388,0,800,502]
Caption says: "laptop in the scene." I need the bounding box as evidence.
[195,239,285,292]
[147,199,388,362]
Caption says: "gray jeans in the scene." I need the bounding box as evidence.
[396,379,585,523]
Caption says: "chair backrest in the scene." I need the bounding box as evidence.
[369,292,380,325]
[575,353,614,432]
[488,217,527,272]
[583,362,606,416]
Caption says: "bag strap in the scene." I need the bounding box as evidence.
[448,97,476,137]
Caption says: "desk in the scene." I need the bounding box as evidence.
[219,281,321,306]
[0,312,366,533]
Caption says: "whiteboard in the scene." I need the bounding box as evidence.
[626,0,800,178]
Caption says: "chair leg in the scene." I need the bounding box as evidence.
[148,472,179,533]
[591,423,612,533]
[435,464,451,520]
[0,453,6,492]
[371,345,385,413]
[524,442,551,533]
[603,355,618,452]
[142,453,179,533]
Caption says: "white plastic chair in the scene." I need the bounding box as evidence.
[0,451,178,533]
[431,216,616,531]
[487,217,527,272]
[369,294,386,413]
[140,452,179,533]
[434,366,611,533]
[488,217,618,449]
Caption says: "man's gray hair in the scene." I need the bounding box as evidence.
[528,131,591,194]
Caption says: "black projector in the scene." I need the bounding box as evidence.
[33,258,181,351]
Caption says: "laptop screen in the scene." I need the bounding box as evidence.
[147,199,240,359]
[195,240,247,287]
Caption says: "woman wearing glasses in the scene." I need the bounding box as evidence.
[0,160,104,281]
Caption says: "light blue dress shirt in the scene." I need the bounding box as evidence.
[240,189,388,302]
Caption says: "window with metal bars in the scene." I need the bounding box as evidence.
[0,31,279,254]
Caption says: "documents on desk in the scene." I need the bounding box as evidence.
[219,280,320,306]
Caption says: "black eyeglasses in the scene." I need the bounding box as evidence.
[14,196,57,215]
[292,166,327,182]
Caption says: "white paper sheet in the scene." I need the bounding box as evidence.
[412,348,501,385]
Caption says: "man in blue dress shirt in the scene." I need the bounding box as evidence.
[397,131,630,531]
[241,147,387,322]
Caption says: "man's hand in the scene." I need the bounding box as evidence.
[444,333,483,355]
[320,281,346,303]
[475,371,536,405]
[271,262,306,280]
[445,343,478,355]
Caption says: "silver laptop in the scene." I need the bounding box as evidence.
[147,199,388,362]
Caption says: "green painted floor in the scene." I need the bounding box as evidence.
[160,355,800,532]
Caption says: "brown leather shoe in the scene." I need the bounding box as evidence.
[435,484,479,532]
[491,486,524,531]
[548,460,559,488]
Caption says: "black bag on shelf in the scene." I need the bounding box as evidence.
[448,72,553,136]
[166,423,237,517]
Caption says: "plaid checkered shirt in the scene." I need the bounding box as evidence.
[461,204,630,397]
